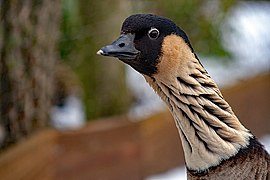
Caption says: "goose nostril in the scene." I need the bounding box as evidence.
[118,43,125,48]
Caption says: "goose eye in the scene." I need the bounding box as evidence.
[148,28,159,40]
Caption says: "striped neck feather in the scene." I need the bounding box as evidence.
[144,70,252,171]
[143,34,252,172]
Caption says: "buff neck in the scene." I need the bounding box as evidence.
[143,34,252,172]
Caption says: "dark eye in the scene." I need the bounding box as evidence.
[148,28,159,40]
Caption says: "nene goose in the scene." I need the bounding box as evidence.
[97,14,270,179]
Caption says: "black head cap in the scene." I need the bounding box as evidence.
[121,14,193,50]
[122,14,178,34]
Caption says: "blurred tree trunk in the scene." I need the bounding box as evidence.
[0,0,60,148]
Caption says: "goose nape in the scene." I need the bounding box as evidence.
[97,14,270,179]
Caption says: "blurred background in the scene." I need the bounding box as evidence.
[0,0,269,179]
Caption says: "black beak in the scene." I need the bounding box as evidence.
[97,33,140,60]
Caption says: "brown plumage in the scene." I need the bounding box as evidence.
[97,14,270,179]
